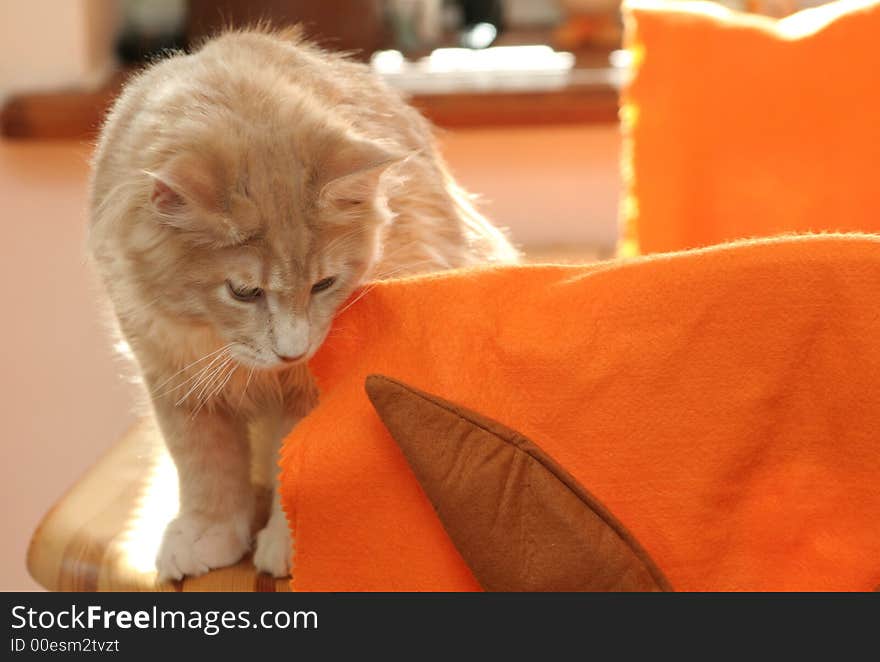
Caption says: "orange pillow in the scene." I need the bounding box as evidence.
[281,235,880,591]
[620,0,880,256]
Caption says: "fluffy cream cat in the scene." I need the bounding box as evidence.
[88,27,517,581]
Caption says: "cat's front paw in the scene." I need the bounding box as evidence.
[156,513,251,581]
[253,514,292,578]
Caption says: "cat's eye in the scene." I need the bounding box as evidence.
[311,276,337,294]
[226,280,263,302]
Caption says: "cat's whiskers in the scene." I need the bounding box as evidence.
[173,351,233,406]
[322,225,372,255]
[333,283,379,319]
[333,259,438,320]
[153,343,235,395]
[210,362,238,401]
[236,366,256,412]
[187,360,232,418]
[191,359,239,420]
[155,351,229,402]
[193,355,234,405]
[371,259,437,280]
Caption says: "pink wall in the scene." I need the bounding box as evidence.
[0,141,137,590]
[441,124,622,253]
[0,0,119,99]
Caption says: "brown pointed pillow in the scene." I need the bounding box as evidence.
[365,375,672,592]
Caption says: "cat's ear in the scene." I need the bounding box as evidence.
[146,154,241,243]
[316,136,409,207]
[148,153,223,216]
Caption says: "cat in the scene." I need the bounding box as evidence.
[88,26,518,581]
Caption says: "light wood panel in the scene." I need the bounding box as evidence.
[27,418,290,592]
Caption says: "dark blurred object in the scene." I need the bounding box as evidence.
[116,0,189,64]
[460,0,504,30]
[117,32,187,64]
[386,0,446,54]
[458,0,504,47]
[186,0,391,59]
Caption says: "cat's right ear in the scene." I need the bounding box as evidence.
[145,156,245,244]
[149,176,186,215]
[147,153,222,216]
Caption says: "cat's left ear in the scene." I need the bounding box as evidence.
[315,136,410,208]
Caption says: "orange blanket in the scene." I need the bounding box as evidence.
[281,235,880,591]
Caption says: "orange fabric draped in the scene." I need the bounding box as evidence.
[281,235,880,591]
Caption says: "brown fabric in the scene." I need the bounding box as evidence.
[365,375,672,592]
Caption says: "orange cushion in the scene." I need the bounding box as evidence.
[281,235,880,591]
[620,0,880,256]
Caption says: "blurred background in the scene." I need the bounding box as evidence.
[0,0,825,590]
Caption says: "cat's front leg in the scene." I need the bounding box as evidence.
[253,482,294,578]
[153,400,254,581]
[251,412,300,578]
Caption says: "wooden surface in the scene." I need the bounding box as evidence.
[411,81,618,128]
[0,71,130,141]
[1,75,618,139]
[1,54,618,139]
[27,418,290,592]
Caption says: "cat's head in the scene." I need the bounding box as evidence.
[133,119,406,370]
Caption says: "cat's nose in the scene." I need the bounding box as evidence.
[276,352,305,364]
